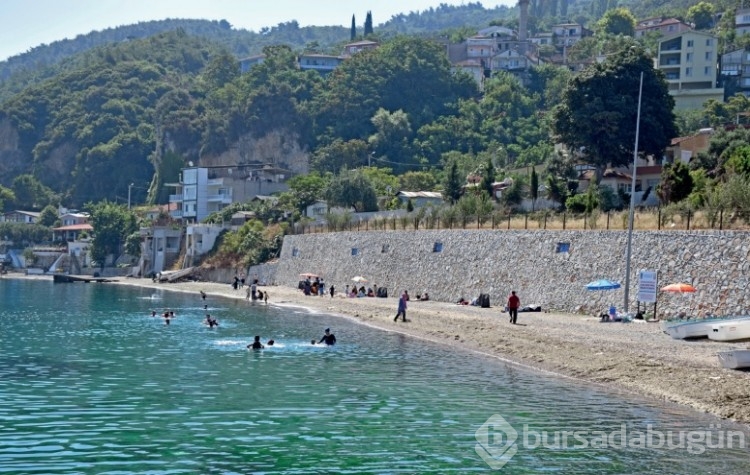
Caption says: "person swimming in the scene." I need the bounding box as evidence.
[204,314,219,328]
[318,328,336,346]
[267,339,275,346]
[247,335,264,350]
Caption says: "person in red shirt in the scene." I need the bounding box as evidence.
[507,291,520,324]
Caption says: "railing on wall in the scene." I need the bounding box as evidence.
[288,207,749,235]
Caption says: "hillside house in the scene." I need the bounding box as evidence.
[2,210,40,224]
[635,17,692,38]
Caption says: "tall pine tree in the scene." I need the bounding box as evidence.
[364,11,373,36]
[480,156,496,200]
[530,168,539,211]
[350,14,356,40]
[444,161,463,205]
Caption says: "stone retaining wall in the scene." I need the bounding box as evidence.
[269,229,750,318]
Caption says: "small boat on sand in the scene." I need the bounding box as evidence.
[709,320,750,342]
[717,350,750,369]
[666,316,750,340]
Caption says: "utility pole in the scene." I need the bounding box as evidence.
[128,183,134,210]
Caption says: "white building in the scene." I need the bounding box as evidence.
[167,167,232,223]
[656,30,723,110]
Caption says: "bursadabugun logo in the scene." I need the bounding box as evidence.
[475,414,518,470]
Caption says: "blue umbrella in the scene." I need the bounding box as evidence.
[585,279,621,291]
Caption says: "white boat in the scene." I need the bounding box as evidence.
[667,316,750,340]
[709,320,750,342]
[717,350,750,369]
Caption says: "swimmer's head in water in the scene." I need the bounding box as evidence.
[267,340,275,346]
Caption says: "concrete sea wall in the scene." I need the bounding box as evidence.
[261,229,750,318]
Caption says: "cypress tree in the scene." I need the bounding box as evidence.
[530,168,539,211]
[350,14,356,40]
[481,156,496,201]
[444,161,462,205]
[364,11,373,36]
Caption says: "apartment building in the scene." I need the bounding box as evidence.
[656,31,724,110]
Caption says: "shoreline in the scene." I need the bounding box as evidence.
[8,273,750,424]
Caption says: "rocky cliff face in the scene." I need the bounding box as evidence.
[0,118,26,185]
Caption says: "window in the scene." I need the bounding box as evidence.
[556,243,570,253]
[686,52,693,62]
[292,248,299,257]
[706,39,712,46]
[433,242,443,253]
[687,40,694,47]
[685,67,692,77]
[705,66,711,76]
[351,248,359,256]
[705,51,712,61]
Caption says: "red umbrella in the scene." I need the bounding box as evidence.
[661,283,696,293]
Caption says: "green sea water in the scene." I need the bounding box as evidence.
[0,278,748,474]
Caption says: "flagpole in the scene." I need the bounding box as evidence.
[623,71,644,314]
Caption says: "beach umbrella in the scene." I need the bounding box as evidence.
[300,273,320,279]
[661,282,696,293]
[352,276,368,283]
[585,279,621,291]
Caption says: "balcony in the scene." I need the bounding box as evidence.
[169,194,183,202]
[206,194,233,204]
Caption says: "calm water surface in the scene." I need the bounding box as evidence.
[0,279,748,474]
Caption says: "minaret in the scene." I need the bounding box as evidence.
[518,0,529,53]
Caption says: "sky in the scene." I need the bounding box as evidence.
[0,0,517,61]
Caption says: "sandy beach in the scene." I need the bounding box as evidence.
[10,273,750,424]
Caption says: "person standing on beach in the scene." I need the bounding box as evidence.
[394,291,408,322]
[507,291,520,324]
[330,285,335,298]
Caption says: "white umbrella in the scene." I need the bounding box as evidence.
[352,276,368,283]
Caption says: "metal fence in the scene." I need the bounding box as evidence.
[289,207,750,235]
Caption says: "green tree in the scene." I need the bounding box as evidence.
[351,14,356,40]
[552,46,677,183]
[0,186,15,213]
[11,174,55,210]
[530,168,539,211]
[687,1,716,30]
[201,50,240,91]
[480,156,496,200]
[364,11,373,36]
[38,205,59,227]
[87,201,137,270]
[596,8,636,36]
[311,139,369,174]
[399,171,436,191]
[368,108,413,172]
[125,232,142,259]
[286,172,329,216]
[725,145,750,177]
[326,169,378,212]
[443,160,463,204]
[657,161,693,204]
[361,167,399,197]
